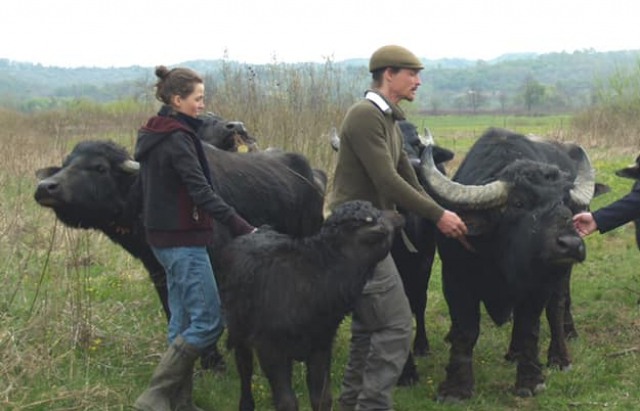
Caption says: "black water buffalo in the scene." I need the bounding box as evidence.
[420,128,596,400]
[198,112,259,153]
[34,139,325,370]
[218,200,404,411]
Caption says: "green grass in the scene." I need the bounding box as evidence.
[412,114,573,137]
[404,114,576,162]
[1,109,639,410]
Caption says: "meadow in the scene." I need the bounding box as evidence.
[1,99,639,411]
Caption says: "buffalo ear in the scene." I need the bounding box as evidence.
[431,146,455,164]
[615,167,640,180]
[35,167,60,180]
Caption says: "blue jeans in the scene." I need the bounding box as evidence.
[151,246,223,350]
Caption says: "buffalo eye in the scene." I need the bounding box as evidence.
[94,164,108,174]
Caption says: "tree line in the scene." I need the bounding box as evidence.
[1,49,639,115]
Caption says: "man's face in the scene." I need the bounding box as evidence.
[387,68,422,102]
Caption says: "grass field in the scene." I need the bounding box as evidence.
[1,109,639,410]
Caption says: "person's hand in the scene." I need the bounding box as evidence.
[228,214,257,237]
[437,210,473,251]
[437,210,468,239]
[572,212,597,237]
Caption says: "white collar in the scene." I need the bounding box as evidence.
[364,91,392,114]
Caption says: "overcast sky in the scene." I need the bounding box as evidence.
[3,0,638,68]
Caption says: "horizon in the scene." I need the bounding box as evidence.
[2,47,638,70]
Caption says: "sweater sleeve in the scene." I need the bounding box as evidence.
[593,184,640,233]
[169,132,237,223]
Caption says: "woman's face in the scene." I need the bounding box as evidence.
[172,82,205,118]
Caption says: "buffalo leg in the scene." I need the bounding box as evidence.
[256,346,297,411]
[545,271,572,370]
[437,245,480,401]
[562,274,578,340]
[505,317,521,363]
[235,343,256,411]
[411,234,435,357]
[305,348,333,411]
[140,257,171,319]
[200,343,227,372]
[397,352,419,386]
[437,325,478,402]
[506,273,573,370]
[511,301,546,397]
[413,303,430,356]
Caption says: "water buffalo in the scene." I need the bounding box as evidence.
[34,139,325,370]
[198,112,259,153]
[421,127,596,400]
[218,200,404,411]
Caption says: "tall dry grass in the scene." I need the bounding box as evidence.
[571,62,640,153]
[0,62,364,409]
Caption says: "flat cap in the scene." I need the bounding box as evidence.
[369,45,424,73]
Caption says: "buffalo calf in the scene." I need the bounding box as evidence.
[217,200,404,411]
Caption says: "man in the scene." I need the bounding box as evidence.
[330,45,468,411]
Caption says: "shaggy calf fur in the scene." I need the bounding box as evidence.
[217,200,404,411]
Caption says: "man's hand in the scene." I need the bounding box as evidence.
[437,210,468,239]
[437,210,474,251]
[572,212,597,237]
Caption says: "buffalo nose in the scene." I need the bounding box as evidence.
[227,121,247,133]
[34,179,61,202]
[38,180,60,194]
[557,234,586,262]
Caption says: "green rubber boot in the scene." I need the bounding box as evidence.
[134,336,200,411]
[174,370,206,411]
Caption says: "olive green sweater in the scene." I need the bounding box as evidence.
[329,90,445,223]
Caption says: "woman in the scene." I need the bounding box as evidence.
[133,65,255,411]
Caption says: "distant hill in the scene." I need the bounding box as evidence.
[1,49,639,113]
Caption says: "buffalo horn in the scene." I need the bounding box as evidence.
[420,144,509,210]
[567,145,595,207]
[120,159,140,173]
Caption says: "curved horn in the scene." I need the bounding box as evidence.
[420,144,509,210]
[119,159,140,173]
[567,145,595,207]
[420,127,434,146]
